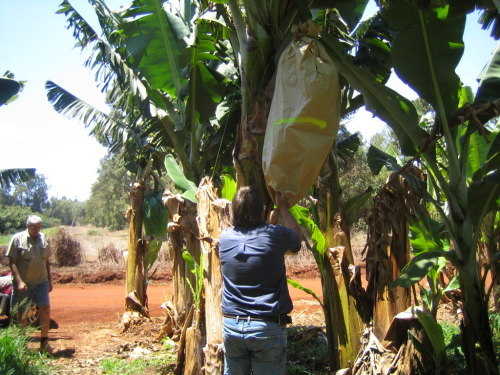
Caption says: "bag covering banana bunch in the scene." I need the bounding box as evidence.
[263,21,340,206]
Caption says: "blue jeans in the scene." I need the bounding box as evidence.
[222,316,287,375]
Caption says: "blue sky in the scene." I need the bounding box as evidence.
[0,1,497,201]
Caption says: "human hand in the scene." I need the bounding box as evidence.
[275,191,289,210]
[268,209,279,225]
[17,281,27,291]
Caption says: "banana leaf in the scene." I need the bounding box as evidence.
[382,0,466,121]
[320,33,429,157]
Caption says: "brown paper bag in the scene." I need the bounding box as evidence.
[262,37,340,206]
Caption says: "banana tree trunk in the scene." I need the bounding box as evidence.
[365,171,415,341]
[125,181,147,311]
[455,226,498,374]
[197,178,233,374]
[163,191,195,320]
[233,86,272,194]
[316,155,366,368]
[482,212,499,312]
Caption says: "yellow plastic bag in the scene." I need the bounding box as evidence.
[262,37,340,206]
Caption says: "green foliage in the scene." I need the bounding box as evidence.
[0,71,24,106]
[287,326,329,374]
[0,205,33,234]
[342,187,374,228]
[142,190,168,237]
[85,154,134,230]
[287,278,324,308]
[100,354,174,375]
[142,190,168,272]
[320,32,428,157]
[0,169,35,190]
[220,173,237,201]
[0,325,53,375]
[367,145,400,175]
[45,197,85,226]
[164,155,198,203]
[290,205,326,268]
[475,44,500,106]
[1,173,49,213]
[408,310,446,374]
[182,250,203,309]
[441,322,467,374]
[390,251,448,289]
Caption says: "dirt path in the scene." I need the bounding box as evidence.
[43,278,323,374]
[50,278,322,326]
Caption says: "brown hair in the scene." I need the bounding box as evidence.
[231,186,266,228]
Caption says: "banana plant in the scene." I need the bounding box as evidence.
[390,212,460,318]
[290,200,371,369]
[0,71,24,106]
[182,250,204,310]
[362,1,499,372]
[48,0,237,318]
[0,169,36,189]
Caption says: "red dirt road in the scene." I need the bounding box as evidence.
[50,278,324,326]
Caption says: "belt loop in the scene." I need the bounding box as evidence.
[236,316,239,323]
[247,316,250,324]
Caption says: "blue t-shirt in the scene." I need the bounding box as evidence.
[219,224,301,316]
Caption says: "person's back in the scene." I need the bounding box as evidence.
[220,224,299,317]
[219,186,301,375]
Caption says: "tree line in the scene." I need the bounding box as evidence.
[0,153,135,233]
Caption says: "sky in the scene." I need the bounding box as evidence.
[0,1,498,201]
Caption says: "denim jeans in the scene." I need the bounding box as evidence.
[222,316,287,375]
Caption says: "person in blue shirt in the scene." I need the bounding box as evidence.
[219,186,302,375]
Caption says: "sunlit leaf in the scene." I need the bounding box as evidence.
[390,251,449,289]
[287,278,324,308]
[165,154,198,203]
[221,174,236,201]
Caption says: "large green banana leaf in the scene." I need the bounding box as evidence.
[475,43,500,106]
[0,169,36,189]
[0,77,21,105]
[121,0,187,96]
[320,33,428,157]
[382,1,466,121]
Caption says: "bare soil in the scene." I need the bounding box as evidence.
[1,225,325,374]
[43,279,324,374]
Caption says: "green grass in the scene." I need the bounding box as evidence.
[99,338,176,375]
[0,233,11,246]
[287,327,330,374]
[87,229,100,236]
[0,325,53,375]
[100,356,175,374]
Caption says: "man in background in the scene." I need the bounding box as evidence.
[7,214,53,354]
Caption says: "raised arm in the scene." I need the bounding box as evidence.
[274,191,301,236]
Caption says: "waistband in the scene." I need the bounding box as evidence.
[223,313,292,325]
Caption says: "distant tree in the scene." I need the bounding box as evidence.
[337,126,391,231]
[5,173,50,213]
[0,205,33,234]
[46,197,85,226]
[84,153,134,230]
